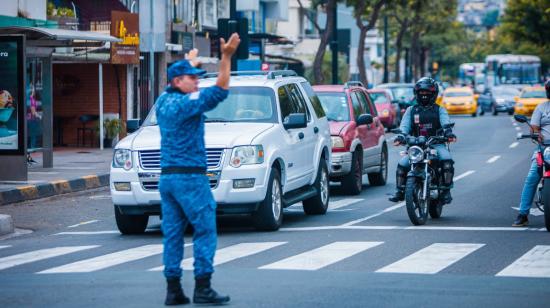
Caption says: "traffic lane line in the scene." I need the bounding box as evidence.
[339,170,476,227]
[487,155,501,164]
[280,225,544,232]
[509,142,519,148]
[67,220,99,228]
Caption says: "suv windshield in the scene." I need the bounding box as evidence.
[521,90,546,99]
[369,92,389,104]
[142,86,277,126]
[316,92,350,122]
[493,88,519,96]
[390,87,414,100]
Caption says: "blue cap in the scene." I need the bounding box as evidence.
[167,60,206,81]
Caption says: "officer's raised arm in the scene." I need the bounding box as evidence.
[216,33,241,90]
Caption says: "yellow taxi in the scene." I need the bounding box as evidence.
[440,87,478,117]
[514,86,547,116]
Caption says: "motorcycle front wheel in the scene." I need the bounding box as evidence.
[405,177,428,225]
[542,181,550,232]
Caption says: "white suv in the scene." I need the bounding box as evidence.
[110,71,332,233]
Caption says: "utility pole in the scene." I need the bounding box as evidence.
[149,0,155,111]
[383,14,388,83]
[331,3,338,84]
[229,0,238,71]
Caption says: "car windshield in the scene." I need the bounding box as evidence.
[493,88,519,96]
[390,87,414,100]
[316,92,350,122]
[444,91,472,97]
[521,90,546,99]
[369,92,390,104]
[142,86,277,126]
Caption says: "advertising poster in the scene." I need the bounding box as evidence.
[0,35,25,155]
[111,11,140,64]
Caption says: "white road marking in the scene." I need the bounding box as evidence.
[509,142,519,148]
[496,245,550,278]
[339,170,476,227]
[0,245,11,250]
[67,220,99,228]
[54,231,120,235]
[376,243,484,274]
[515,127,521,131]
[260,241,383,271]
[39,244,174,273]
[511,206,544,217]
[280,225,540,232]
[149,242,285,272]
[487,155,501,164]
[329,198,363,210]
[0,246,98,271]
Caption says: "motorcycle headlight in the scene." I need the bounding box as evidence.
[544,148,550,164]
[230,145,264,168]
[113,149,133,170]
[408,146,424,163]
[331,136,345,149]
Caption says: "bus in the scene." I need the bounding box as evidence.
[484,54,541,91]
[458,62,485,93]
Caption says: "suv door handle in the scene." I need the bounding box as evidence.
[314,127,319,134]
[298,132,305,139]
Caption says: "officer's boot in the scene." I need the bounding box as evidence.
[193,274,230,304]
[389,165,408,202]
[440,160,454,204]
[165,278,190,306]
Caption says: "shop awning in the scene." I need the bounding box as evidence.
[0,26,121,47]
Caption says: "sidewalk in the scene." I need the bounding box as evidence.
[0,148,113,206]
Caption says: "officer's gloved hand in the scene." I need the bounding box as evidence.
[394,134,406,146]
[444,129,457,142]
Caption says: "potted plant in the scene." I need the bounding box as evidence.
[102,118,125,148]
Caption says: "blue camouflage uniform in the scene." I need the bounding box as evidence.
[397,105,453,168]
[156,82,229,280]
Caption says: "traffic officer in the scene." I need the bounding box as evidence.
[389,77,457,204]
[156,33,240,305]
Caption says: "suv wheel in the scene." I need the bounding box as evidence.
[303,160,329,215]
[114,206,149,234]
[341,151,362,195]
[368,147,388,186]
[253,168,283,231]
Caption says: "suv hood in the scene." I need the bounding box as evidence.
[117,123,274,150]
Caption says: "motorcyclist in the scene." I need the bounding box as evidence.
[513,79,550,226]
[389,77,457,204]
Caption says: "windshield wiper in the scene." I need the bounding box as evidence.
[205,118,232,123]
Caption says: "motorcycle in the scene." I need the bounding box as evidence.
[396,124,454,225]
[514,114,550,232]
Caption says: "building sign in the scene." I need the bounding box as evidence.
[0,35,25,155]
[111,11,140,64]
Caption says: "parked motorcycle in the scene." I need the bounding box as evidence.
[514,114,550,232]
[395,124,454,225]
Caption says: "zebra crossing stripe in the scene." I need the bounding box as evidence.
[259,241,383,271]
[38,244,167,274]
[0,246,98,271]
[376,243,485,274]
[149,242,286,272]
[496,245,550,278]
[0,245,11,250]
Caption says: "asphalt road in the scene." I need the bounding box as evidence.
[1,114,549,308]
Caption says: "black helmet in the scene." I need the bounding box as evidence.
[414,77,439,106]
[545,79,550,99]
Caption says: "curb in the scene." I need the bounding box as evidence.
[0,174,110,206]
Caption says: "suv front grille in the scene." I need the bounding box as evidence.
[140,171,221,191]
[139,148,225,170]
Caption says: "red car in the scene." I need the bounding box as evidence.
[367,89,399,129]
[313,82,388,195]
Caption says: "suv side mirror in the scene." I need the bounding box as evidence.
[283,113,307,130]
[126,119,141,133]
[356,114,374,126]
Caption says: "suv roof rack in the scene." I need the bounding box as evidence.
[200,70,298,80]
[344,81,365,88]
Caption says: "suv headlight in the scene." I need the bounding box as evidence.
[408,146,424,163]
[331,136,345,149]
[230,145,264,168]
[113,149,133,170]
[544,148,550,164]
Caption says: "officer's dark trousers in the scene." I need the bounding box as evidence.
[159,174,217,279]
